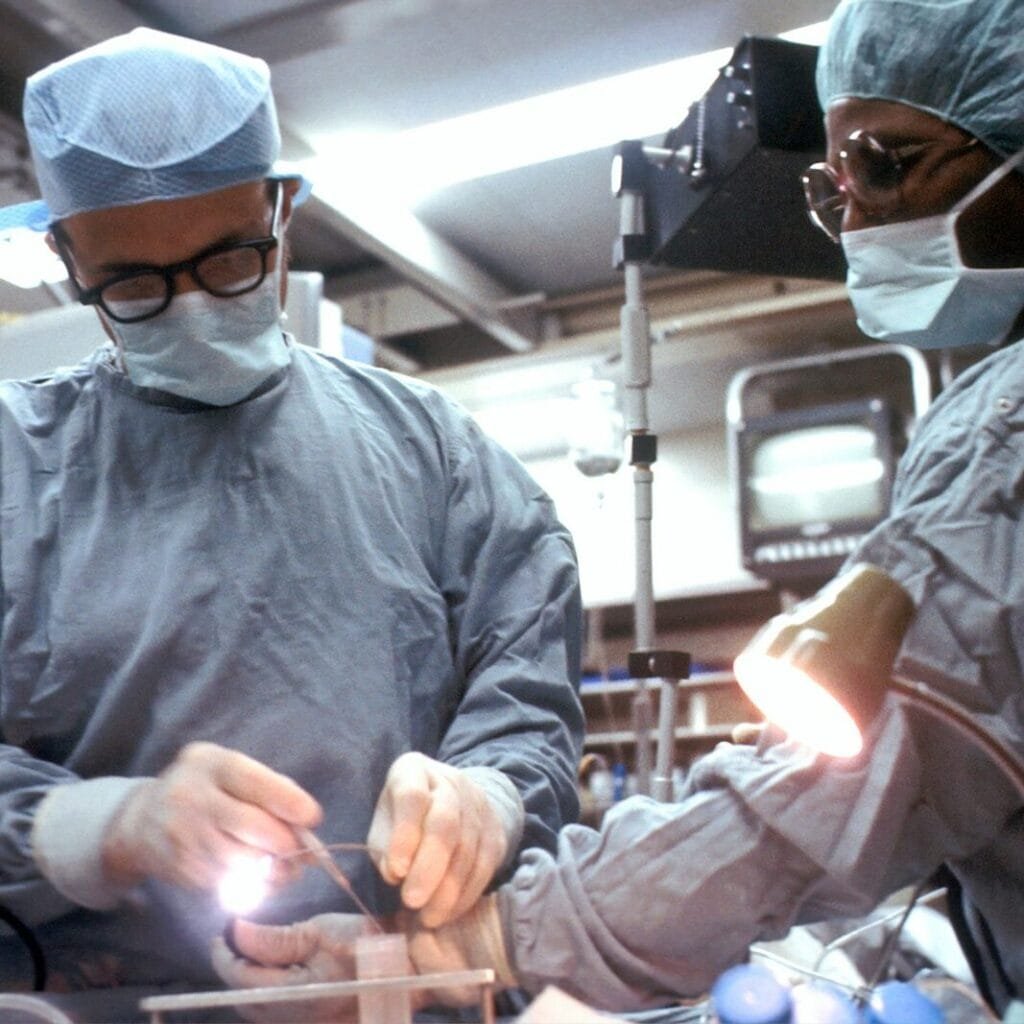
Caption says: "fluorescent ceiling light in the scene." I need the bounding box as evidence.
[779,21,832,45]
[304,21,829,205]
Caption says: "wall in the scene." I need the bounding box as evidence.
[0,301,104,379]
[526,425,756,609]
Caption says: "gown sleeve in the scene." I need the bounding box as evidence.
[500,345,1024,1011]
[432,402,585,858]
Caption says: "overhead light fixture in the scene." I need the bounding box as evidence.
[733,563,1024,798]
[304,21,830,205]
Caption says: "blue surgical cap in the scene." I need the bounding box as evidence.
[6,27,308,228]
[816,0,1024,158]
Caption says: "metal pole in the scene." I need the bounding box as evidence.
[653,678,679,801]
[613,142,690,801]
[619,195,656,796]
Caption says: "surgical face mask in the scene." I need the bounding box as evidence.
[107,272,291,405]
[842,149,1024,349]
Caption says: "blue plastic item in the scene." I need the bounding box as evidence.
[711,963,793,1024]
[864,981,944,1024]
[612,763,628,802]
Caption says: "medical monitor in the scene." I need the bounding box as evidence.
[737,398,899,585]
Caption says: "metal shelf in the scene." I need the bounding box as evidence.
[579,670,755,774]
[579,671,737,698]
[584,724,735,747]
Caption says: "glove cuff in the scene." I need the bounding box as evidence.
[442,893,517,987]
[31,776,148,909]
[460,765,525,873]
[402,893,518,1004]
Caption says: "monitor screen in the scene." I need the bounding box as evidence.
[747,422,888,532]
[736,399,899,584]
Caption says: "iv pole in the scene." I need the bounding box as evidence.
[612,140,691,801]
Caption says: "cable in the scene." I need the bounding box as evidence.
[0,902,46,991]
[807,886,947,978]
[750,885,949,1000]
[750,945,860,995]
[862,878,933,993]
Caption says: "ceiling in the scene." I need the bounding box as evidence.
[0,0,861,408]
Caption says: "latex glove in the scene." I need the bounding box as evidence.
[367,752,524,927]
[211,897,518,1018]
[402,893,518,1005]
[102,741,322,892]
[211,914,366,1023]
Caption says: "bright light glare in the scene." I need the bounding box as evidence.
[734,652,863,758]
[218,855,273,915]
[304,21,830,206]
[0,228,68,289]
[778,21,831,45]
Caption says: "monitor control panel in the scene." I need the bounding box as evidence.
[751,533,862,566]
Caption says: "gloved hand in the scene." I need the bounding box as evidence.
[367,752,524,927]
[211,914,367,1023]
[102,741,322,892]
[401,893,518,1005]
[210,896,518,1018]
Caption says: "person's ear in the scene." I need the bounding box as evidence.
[279,179,301,230]
[47,229,79,288]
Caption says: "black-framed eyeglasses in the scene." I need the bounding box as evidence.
[63,181,283,324]
[802,129,981,242]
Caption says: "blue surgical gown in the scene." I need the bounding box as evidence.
[500,339,1024,1013]
[0,341,584,988]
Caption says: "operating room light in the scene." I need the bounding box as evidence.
[305,21,829,205]
[733,648,864,757]
[733,564,913,757]
[733,565,1024,799]
[218,855,273,916]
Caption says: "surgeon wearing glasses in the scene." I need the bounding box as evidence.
[0,27,584,1002]
[211,1,1024,1019]
[804,76,1024,349]
[49,180,289,406]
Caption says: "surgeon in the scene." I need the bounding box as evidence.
[0,28,584,995]
[212,0,1024,1017]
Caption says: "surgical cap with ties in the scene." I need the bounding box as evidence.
[816,0,1024,158]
